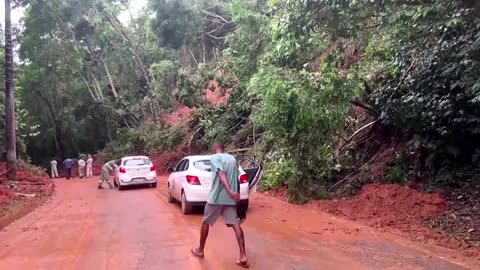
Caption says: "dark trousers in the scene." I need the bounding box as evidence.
[66,168,72,179]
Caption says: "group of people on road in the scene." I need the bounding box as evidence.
[50,154,121,190]
[50,155,94,180]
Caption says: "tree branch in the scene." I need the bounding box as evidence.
[200,9,232,24]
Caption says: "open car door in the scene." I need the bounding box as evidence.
[235,156,263,192]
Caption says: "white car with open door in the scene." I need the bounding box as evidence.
[114,156,157,190]
[167,155,262,214]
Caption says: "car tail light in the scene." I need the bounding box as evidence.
[150,165,156,171]
[239,174,249,183]
[119,167,126,173]
[186,175,201,185]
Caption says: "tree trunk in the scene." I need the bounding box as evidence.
[99,58,118,99]
[4,0,17,181]
[54,120,65,160]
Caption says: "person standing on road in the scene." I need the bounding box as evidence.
[86,154,93,177]
[63,158,74,180]
[50,159,59,178]
[98,159,120,189]
[191,143,249,268]
[78,158,86,179]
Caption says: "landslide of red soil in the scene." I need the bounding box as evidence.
[160,104,193,125]
[205,80,229,106]
[296,183,479,256]
[149,146,191,174]
[0,162,54,229]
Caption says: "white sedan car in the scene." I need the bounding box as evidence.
[167,155,262,214]
[114,156,157,190]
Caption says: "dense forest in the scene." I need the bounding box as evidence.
[2,0,480,202]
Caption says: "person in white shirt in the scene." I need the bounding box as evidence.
[50,159,59,178]
[78,158,86,179]
[86,154,93,177]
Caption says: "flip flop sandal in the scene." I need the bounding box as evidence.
[191,248,204,258]
[235,260,250,268]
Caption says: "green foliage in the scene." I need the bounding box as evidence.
[100,122,186,161]
[17,159,47,176]
[384,153,411,185]
[258,157,294,191]
[367,2,480,174]
[100,128,145,161]
[143,124,185,152]
[151,60,180,108]
[247,63,357,202]
[149,0,200,49]
[176,69,206,107]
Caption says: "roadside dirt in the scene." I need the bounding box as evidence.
[430,178,480,254]
[0,162,54,229]
[266,183,480,257]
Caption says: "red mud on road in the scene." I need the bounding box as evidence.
[1,178,479,269]
[283,183,479,256]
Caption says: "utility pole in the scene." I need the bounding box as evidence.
[4,0,17,181]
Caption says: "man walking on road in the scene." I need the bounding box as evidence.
[50,159,59,178]
[63,158,74,180]
[86,154,93,177]
[191,143,249,268]
[78,158,86,179]
[98,159,120,189]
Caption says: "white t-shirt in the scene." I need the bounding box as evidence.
[86,158,93,167]
[51,160,57,167]
[78,159,86,168]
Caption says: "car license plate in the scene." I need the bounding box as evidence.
[133,177,145,182]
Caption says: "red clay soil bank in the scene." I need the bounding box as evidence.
[0,188,15,207]
[0,162,54,228]
[0,162,53,196]
[311,184,480,255]
[316,184,447,227]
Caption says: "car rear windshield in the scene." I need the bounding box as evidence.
[193,160,212,172]
[123,158,151,166]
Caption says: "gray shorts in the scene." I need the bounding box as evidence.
[100,168,110,180]
[202,203,239,226]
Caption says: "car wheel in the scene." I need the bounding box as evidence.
[151,183,157,188]
[167,185,176,203]
[118,184,124,191]
[181,191,192,215]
